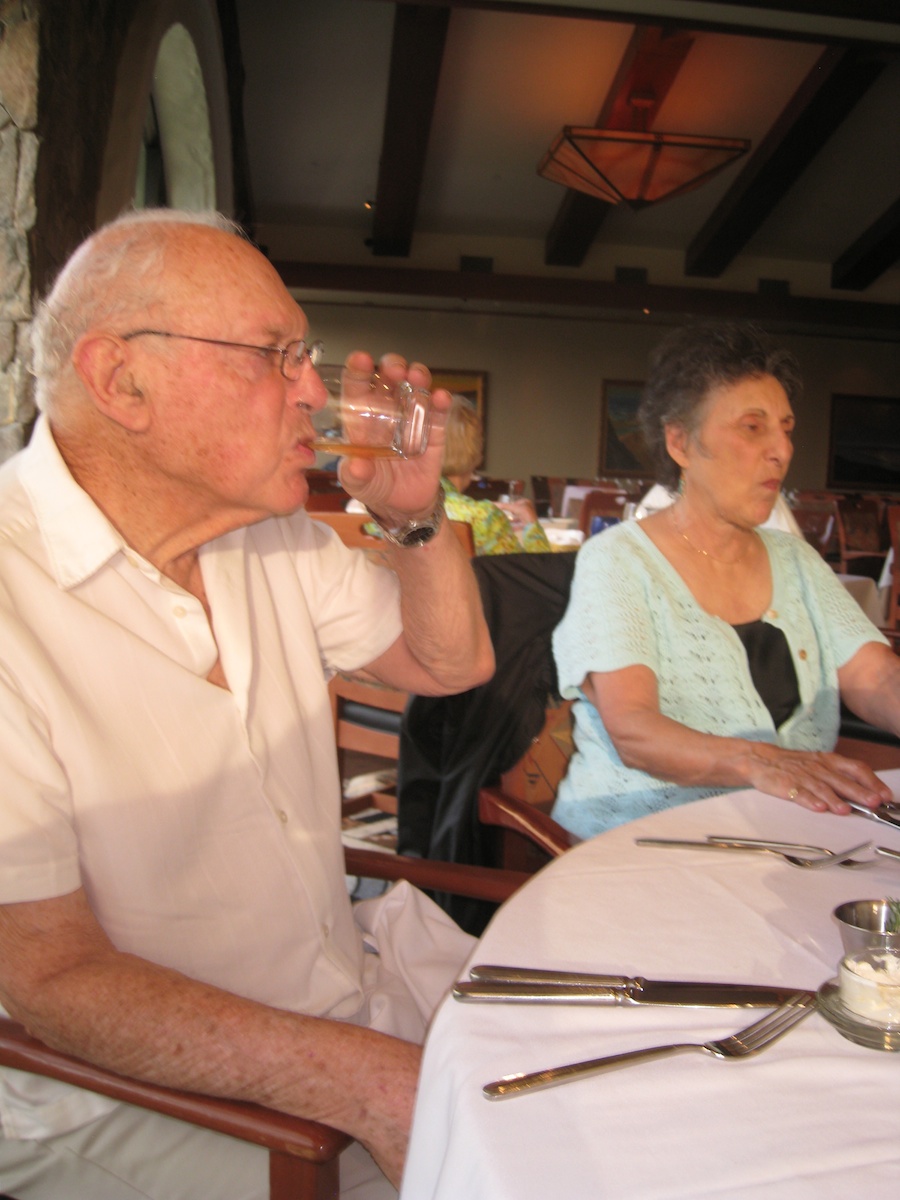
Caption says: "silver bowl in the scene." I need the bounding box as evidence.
[833,899,900,956]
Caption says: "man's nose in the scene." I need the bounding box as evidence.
[292,364,328,411]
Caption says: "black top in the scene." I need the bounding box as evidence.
[732,620,800,729]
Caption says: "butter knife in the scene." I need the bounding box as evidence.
[845,800,900,831]
[454,974,802,1007]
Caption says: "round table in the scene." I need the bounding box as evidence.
[401,771,900,1199]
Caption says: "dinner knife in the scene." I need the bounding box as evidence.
[454,973,803,1007]
[844,800,900,831]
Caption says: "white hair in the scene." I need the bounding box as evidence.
[32,208,245,411]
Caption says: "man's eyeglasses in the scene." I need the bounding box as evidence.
[120,329,324,381]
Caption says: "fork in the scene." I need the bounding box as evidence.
[706,837,873,870]
[636,836,871,869]
[482,992,816,1099]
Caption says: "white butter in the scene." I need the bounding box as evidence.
[839,952,900,1024]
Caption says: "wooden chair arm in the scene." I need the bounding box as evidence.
[344,847,529,903]
[478,786,577,860]
[0,1016,350,1164]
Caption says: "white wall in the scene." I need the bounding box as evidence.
[295,294,900,493]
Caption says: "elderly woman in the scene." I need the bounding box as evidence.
[551,321,900,838]
[441,395,550,555]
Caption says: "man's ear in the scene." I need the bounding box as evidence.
[71,333,151,432]
[664,423,689,472]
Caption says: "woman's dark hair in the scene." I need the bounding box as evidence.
[638,320,803,491]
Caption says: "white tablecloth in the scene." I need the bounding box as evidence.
[838,572,888,626]
[402,772,900,1199]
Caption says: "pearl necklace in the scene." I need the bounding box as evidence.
[672,507,755,565]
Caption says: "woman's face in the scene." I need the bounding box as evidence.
[667,373,795,528]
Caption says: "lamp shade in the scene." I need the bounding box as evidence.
[538,126,750,210]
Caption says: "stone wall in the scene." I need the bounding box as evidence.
[0,0,246,466]
[0,0,38,460]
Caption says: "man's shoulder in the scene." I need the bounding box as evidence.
[0,452,38,550]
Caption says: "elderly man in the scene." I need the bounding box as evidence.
[0,210,494,1199]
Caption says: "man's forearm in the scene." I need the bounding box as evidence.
[387,519,494,693]
[0,896,419,1184]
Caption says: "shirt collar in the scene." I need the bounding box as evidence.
[20,416,129,589]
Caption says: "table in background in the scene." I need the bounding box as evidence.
[838,572,889,626]
[402,772,900,1199]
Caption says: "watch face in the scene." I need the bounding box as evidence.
[400,523,438,547]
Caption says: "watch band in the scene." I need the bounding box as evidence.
[365,491,446,548]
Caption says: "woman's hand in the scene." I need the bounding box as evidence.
[587,665,894,816]
[496,498,539,530]
[734,742,894,815]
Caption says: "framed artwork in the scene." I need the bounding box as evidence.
[599,380,652,477]
[827,394,900,492]
[432,369,488,425]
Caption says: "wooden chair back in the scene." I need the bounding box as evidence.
[330,672,406,770]
[791,496,839,559]
[304,470,348,512]
[532,476,598,518]
[311,510,475,557]
[478,699,578,874]
[578,488,630,537]
[835,496,887,575]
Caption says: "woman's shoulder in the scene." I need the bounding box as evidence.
[579,517,654,561]
[572,519,661,586]
[759,526,827,573]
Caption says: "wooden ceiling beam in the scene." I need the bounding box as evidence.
[831,197,900,290]
[369,4,450,257]
[272,257,900,335]
[544,26,693,267]
[685,46,888,278]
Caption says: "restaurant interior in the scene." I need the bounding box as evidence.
[2,2,900,1197]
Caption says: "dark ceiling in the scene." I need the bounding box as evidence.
[234,1,900,336]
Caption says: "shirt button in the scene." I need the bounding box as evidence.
[767,609,778,619]
[321,923,331,940]
[173,605,187,618]
[798,649,808,660]
[277,809,288,823]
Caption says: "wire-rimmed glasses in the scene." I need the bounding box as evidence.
[120,329,324,381]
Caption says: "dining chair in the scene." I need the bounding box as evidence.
[578,488,630,538]
[0,846,529,1200]
[304,470,349,512]
[790,496,840,561]
[834,495,887,578]
[319,512,475,794]
[463,476,524,503]
[311,510,475,557]
[533,476,597,518]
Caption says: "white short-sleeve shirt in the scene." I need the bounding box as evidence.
[0,418,414,1136]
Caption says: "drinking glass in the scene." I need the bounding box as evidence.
[311,369,431,459]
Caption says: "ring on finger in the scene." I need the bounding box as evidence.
[788,787,799,801]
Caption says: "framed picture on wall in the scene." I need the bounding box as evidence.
[432,370,488,422]
[599,380,652,477]
[827,394,900,492]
